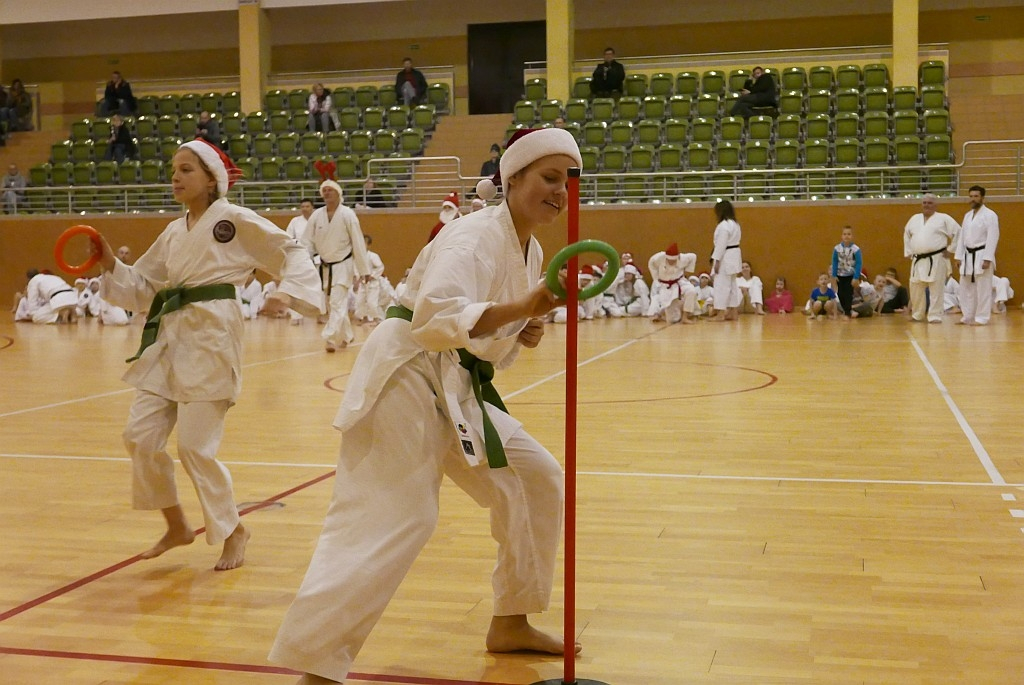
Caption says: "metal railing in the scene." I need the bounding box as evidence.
[4,141,1020,217]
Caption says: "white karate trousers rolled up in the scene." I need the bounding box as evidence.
[270,361,563,683]
[959,268,994,325]
[323,282,354,346]
[123,390,238,544]
[712,272,741,311]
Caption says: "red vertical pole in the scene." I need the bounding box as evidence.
[563,167,581,684]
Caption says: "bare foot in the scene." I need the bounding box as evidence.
[486,615,582,656]
[215,524,250,571]
[680,316,696,325]
[140,527,196,560]
[296,674,340,684]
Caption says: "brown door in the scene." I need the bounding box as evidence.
[468,20,547,115]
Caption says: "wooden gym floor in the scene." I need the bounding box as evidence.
[2,310,1024,684]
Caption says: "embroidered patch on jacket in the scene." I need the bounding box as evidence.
[213,220,236,243]
[456,422,469,435]
[461,440,476,456]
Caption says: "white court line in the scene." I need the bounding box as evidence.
[0,345,360,420]
[504,337,641,400]
[3,453,1020,489]
[907,332,1006,485]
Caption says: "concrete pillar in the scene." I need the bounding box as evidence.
[239,2,271,114]
[892,0,920,89]
[546,0,574,102]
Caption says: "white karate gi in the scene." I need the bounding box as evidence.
[695,284,714,315]
[993,275,1013,312]
[943,275,959,312]
[354,249,386,322]
[711,219,742,311]
[903,211,959,322]
[610,276,650,317]
[270,203,563,683]
[955,204,999,325]
[103,198,323,544]
[285,213,310,243]
[646,251,697,321]
[302,203,369,346]
[736,274,763,313]
[22,273,77,324]
[237,276,264,319]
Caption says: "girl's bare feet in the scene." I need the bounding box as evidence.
[215,523,250,571]
[140,504,195,559]
[486,615,582,656]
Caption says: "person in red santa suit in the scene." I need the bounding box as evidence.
[428,191,461,242]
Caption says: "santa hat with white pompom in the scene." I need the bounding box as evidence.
[475,127,582,201]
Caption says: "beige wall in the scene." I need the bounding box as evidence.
[5,200,1021,310]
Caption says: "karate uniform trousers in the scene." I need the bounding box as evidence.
[956,205,999,325]
[270,203,562,683]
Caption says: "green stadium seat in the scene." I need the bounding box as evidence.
[136,96,159,117]
[349,130,373,155]
[894,135,922,164]
[779,90,804,115]
[690,117,714,143]
[834,137,862,166]
[780,67,807,92]
[377,86,398,108]
[362,107,386,131]
[572,77,593,99]
[608,120,634,145]
[355,86,378,109]
[159,136,183,160]
[252,132,277,157]
[803,138,829,167]
[564,98,588,124]
[657,143,683,171]
[834,88,861,114]
[387,105,410,129]
[695,93,720,118]
[805,113,831,140]
[863,136,891,165]
[892,86,918,112]
[629,144,655,172]
[924,134,952,163]
[601,145,626,173]
[664,118,689,144]
[427,83,450,112]
[717,141,741,169]
[227,134,250,159]
[728,69,750,92]
[649,73,674,96]
[201,92,222,114]
[140,159,163,184]
[746,115,773,142]
[719,116,743,142]
[180,93,202,115]
[579,145,599,172]
[836,65,861,89]
[71,140,95,163]
[324,131,348,155]
[70,119,91,141]
[400,127,425,154]
[892,110,920,136]
[919,60,946,86]
[616,96,642,121]
[158,95,181,117]
[222,92,241,113]
[284,155,310,180]
[863,86,890,113]
[831,111,859,139]
[117,160,140,184]
[137,136,160,160]
[862,111,890,138]
[641,96,666,120]
[412,104,437,130]
[775,114,801,141]
[808,66,834,90]
[51,140,72,164]
[770,139,797,168]
[922,108,950,135]
[675,71,699,97]
[269,110,292,133]
[863,63,890,89]
[636,119,662,145]
[624,74,648,97]
[525,78,547,101]
[591,98,616,122]
[539,99,563,123]
[667,95,691,118]
[291,110,309,132]
[156,115,178,138]
[277,132,300,156]
[687,142,712,170]
[245,111,267,134]
[338,107,361,132]
[583,121,607,146]
[701,70,726,95]
[221,112,244,136]
[300,132,324,155]
[920,86,947,111]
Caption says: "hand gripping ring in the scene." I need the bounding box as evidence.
[545,239,620,301]
[55,225,103,275]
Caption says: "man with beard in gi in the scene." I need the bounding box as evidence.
[955,185,999,325]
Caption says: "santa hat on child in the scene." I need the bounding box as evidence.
[180,139,243,197]
[665,243,680,257]
[623,264,640,278]
[699,272,711,280]
[475,127,582,201]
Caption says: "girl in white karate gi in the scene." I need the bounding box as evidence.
[270,128,582,685]
[92,139,324,570]
[708,200,743,321]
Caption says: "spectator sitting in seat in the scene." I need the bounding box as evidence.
[355,177,388,209]
[195,111,222,148]
[8,79,33,131]
[307,83,340,133]
[1,164,26,212]
[480,143,500,177]
[730,66,777,119]
[104,114,138,164]
[395,58,428,107]
[100,71,136,117]
[590,47,626,99]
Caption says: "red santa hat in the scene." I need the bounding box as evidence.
[475,127,582,201]
[180,139,243,197]
[441,191,459,212]
[439,191,460,225]
[580,264,596,276]
[699,272,711,280]
[622,264,640,278]
[665,243,679,256]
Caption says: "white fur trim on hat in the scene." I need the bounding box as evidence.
[499,128,582,190]
[180,139,229,196]
[319,179,343,201]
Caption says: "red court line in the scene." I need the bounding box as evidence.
[0,646,518,685]
[0,470,336,624]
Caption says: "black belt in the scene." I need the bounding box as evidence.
[726,244,740,249]
[965,244,986,283]
[912,247,947,279]
[319,251,352,299]
[49,288,74,300]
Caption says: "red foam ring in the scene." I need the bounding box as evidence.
[54,225,102,275]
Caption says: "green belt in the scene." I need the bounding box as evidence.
[127,283,237,363]
[386,304,509,469]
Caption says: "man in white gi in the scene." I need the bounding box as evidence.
[16,270,78,324]
[955,185,999,325]
[286,198,315,243]
[646,243,697,324]
[903,193,960,323]
[237,269,264,320]
[354,234,386,324]
[302,180,370,350]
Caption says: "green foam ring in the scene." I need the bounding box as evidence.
[545,239,620,301]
